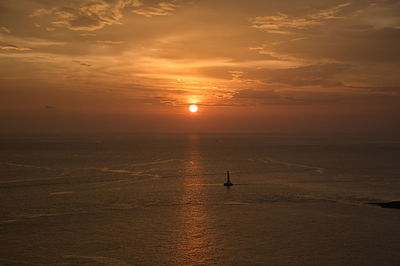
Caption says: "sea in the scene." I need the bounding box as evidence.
[0,134,400,265]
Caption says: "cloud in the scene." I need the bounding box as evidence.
[132,2,176,18]
[80,33,97,37]
[30,8,52,17]
[250,2,352,33]
[0,26,10,34]
[308,2,352,20]
[248,1,400,65]
[72,60,92,67]
[233,89,282,101]
[346,85,400,94]
[265,63,349,88]
[31,0,143,31]
[0,34,66,54]
[2,0,399,118]
[96,40,125,45]
[0,44,31,51]
[350,2,400,30]
[228,88,324,106]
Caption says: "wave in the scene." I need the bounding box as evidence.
[95,167,141,175]
[130,158,179,167]
[5,162,51,170]
[87,159,178,179]
[0,175,68,185]
[62,255,129,265]
[93,167,161,179]
[261,157,324,173]
[224,201,249,205]
[49,191,74,195]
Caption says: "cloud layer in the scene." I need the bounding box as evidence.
[0,0,400,133]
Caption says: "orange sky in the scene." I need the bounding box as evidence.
[1,0,399,134]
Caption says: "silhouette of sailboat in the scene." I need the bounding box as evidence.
[224,170,233,186]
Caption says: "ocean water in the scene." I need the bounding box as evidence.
[0,134,400,265]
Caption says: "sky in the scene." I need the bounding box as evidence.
[0,0,399,134]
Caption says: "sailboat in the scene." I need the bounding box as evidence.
[224,170,233,186]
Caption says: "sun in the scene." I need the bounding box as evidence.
[189,104,198,113]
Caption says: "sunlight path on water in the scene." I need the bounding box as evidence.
[173,135,218,264]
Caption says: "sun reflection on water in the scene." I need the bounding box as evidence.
[173,135,218,265]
